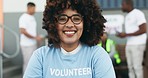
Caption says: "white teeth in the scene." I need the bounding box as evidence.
[64,31,75,34]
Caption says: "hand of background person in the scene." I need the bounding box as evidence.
[116,32,127,38]
[35,36,43,41]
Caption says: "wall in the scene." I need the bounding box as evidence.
[3,0,148,66]
[4,9,148,65]
[4,12,46,65]
[3,0,46,13]
[3,0,46,65]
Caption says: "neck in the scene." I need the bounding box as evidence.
[127,7,134,13]
[102,39,107,43]
[61,42,79,52]
[27,11,32,15]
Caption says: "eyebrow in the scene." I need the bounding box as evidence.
[59,13,81,16]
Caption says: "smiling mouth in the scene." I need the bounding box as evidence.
[63,30,77,37]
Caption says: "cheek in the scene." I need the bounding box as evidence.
[79,23,83,31]
[57,24,63,31]
[77,23,83,35]
[56,25,62,37]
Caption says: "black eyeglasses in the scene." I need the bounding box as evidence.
[56,14,83,25]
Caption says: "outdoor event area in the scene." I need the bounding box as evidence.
[0,0,148,78]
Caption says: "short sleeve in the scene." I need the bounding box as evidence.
[93,47,116,78]
[136,10,146,26]
[19,14,27,29]
[23,49,43,78]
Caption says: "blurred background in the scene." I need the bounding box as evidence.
[0,0,148,78]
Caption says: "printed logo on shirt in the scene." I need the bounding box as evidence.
[49,67,92,77]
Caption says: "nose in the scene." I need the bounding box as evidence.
[65,18,74,28]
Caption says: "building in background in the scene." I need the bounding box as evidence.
[97,0,148,10]
[1,0,148,78]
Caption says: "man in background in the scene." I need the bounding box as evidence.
[143,38,148,78]
[117,0,147,78]
[19,2,42,73]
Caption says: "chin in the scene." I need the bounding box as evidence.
[64,41,77,44]
[122,9,127,12]
[62,39,79,45]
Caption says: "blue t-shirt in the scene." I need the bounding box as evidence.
[23,44,116,78]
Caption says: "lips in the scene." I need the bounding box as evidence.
[63,30,77,37]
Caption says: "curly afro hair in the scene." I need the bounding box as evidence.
[42,0,106,47]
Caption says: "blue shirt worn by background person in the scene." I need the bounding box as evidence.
[23,44,116,78]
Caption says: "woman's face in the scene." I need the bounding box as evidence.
[57,9,83,46]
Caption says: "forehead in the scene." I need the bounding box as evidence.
[122,1,128,5]
[62,9,78,16]
[28,6,35,9]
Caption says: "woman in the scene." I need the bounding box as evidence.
[23,0,116,78]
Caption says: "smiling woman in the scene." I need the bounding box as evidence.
[42,0,106,47]
[23,0,116,78]
[57,9,83,51]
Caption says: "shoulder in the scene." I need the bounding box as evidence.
[134,9,143,12]
[83,44,106,52]
[91,45,108,57]
[33,45,55,57]
[87,45,115,77]
[107,39,115,44]
[89,45,111,62]
[19,13,28,20]
[20,13,27,18]
[35,46,50,52]
[133,9,144,15]
[83,44,108,58]
[91,45,106,53]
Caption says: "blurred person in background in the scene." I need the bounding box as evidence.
[98,32,121,66]
[143,38,148,78]
[98,32,121,77]
[117,0,147,78]
[19,2,42,73]
[23,0,116,78]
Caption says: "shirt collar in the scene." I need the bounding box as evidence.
[61,43,82,55]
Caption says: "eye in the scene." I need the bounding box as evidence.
[58,16,67,23]
[72,16,82,23]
